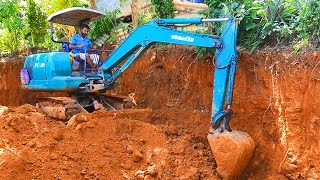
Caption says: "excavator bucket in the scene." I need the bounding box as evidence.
[207,129,255,179]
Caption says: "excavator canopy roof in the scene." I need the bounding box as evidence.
[47,7,105,26]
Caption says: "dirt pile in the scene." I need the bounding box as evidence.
[0,46,320,179]
[0,105,217,179]
[0,106,8,117]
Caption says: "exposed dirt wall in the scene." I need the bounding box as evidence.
[0,47,319,179]
[0,58,65,106]
[115,46,320,179]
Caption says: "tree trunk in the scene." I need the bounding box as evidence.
[89,0,97,10]
[68,26,74,39]
[131,0,138,28]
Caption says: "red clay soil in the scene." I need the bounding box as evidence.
[0,106,216,179]
[0,46,320,179]
[0,57,66,106]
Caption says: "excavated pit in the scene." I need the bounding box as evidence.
[0,46,320,179]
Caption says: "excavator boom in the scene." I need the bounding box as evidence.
[98,17,237,130]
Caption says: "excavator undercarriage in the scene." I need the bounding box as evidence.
[37,93,132,120]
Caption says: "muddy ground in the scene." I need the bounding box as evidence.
[0,46,319,179]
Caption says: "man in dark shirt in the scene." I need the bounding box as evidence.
[69,23,99,69]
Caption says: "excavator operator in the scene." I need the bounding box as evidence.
[69,23,99,69]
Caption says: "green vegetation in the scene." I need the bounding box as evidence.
[89,9,121,41]
[26,0,48,47]
[1,0,320,56]
[0,0,24,52]
[137,9,155,26]
[0,0,87,54]
[202,0,320,51]
[151,0,174,18]
[191,0,320,58]
[88,1,133,45]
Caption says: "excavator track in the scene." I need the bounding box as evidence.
[36,97,88,120]
[98,93,132,110]
[36,94,133,120]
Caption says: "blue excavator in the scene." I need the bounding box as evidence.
[20,7,254,178]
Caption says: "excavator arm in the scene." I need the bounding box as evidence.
[99,17,238,131]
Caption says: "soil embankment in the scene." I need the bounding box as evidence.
[0,46,319,179]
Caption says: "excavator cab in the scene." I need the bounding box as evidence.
[20,7,129,119]
[21,7,107,92]
[48,7,106,76]
[48,7,104,52]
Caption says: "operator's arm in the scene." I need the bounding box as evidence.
[69,36,97,50]
[69,35,84,49]
[69,44,84,49]
[88,40,98,49]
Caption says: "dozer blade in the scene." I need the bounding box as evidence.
[36,97,88,120]
[207,130,254,179]
[98,93,133,110]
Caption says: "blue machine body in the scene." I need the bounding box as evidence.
[22,52,88,91]
[21,17,238,129]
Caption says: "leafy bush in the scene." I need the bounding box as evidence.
[137,8,155,26]
[0,29,15,52]
[3,0,320,54]
[200,0,320,51]
[26,0,48,47]
[0,0,24,52]
[238,0,297,50]
[89,10,121,40]
[151,0,174,18]
[295,0,320,44]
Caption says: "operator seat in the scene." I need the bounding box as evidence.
[61,42,70,52]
